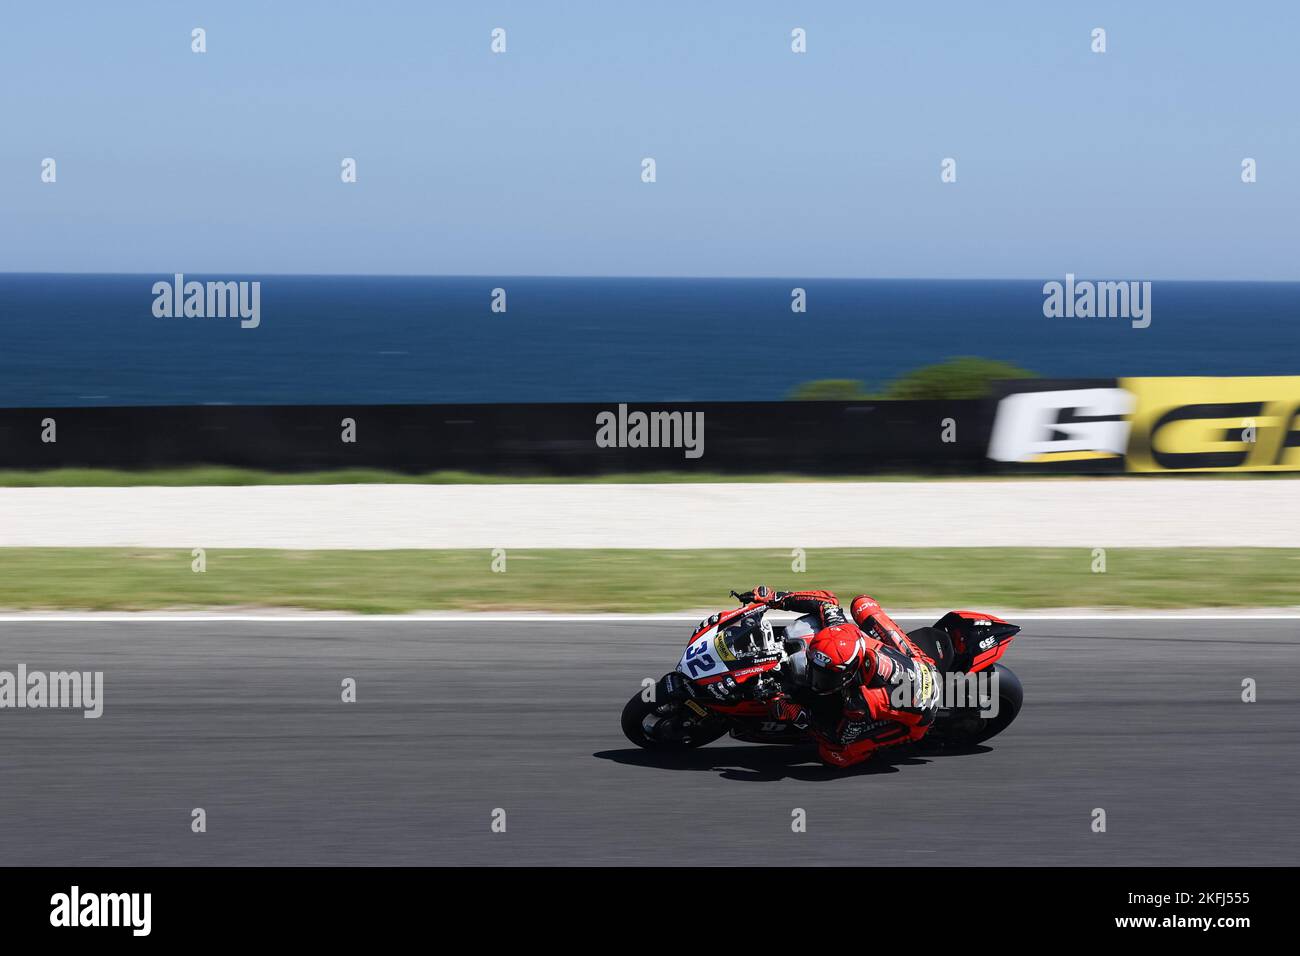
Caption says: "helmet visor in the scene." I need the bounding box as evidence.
[809,664,852,695]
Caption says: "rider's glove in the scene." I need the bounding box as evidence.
[751,674,781,702]
[770,699,810,730]
[743,585,779,605]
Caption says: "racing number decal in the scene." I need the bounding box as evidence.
[678,628,730,680]
[683,639,718,677]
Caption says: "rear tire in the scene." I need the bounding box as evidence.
[620,688,727,751]
[966,663,1022,744]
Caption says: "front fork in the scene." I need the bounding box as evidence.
[645,673,716,742]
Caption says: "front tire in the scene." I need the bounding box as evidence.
[620,687,727,751]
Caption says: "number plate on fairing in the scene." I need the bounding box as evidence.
[677,628,729,679]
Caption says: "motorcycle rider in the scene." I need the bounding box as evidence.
[738,586,940,768]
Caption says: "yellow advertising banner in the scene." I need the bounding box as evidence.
[1122,376,1300,472]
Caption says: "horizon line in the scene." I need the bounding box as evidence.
[3,271,1299,284]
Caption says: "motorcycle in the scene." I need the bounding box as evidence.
[620,591,1024,755]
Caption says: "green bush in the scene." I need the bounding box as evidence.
[879,356,1037,400]
[789,357,1036,401]
[785,379,870,401]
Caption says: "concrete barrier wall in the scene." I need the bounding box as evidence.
[0,400,989,475]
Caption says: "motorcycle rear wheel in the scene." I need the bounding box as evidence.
[620,690,728,751]
[928,663,1024,748]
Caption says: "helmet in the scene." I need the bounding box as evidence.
[806,624,867,694]
[720,613,774,658]
[849,594,881,631]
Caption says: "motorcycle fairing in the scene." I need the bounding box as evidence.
[935,610,1021,672]
[677,604,777,681]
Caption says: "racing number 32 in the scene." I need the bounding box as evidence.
[684,640,717,677]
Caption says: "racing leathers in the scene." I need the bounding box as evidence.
[746,587,940,768]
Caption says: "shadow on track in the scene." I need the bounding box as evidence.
[592,744,972,782]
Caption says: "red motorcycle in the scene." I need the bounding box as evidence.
[621,592,1023,754]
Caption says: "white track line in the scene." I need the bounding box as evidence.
[0,611,1297,623]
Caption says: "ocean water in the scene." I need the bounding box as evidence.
[1,274,1297,407]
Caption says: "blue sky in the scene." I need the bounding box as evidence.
[1,1,1296,278]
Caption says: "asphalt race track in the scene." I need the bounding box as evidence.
[1,619,1297,866]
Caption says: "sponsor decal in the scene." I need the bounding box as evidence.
[705,677,737,700]
[989,377,1300,473]
[1122,376,1300,472]
[918,662,934,703]
[841,718,894,742]
[988,385,1132,464]
[876,653,895,681]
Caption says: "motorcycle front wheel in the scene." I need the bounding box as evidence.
[620,690,728,751]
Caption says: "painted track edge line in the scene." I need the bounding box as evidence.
[1,611,1299,623]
